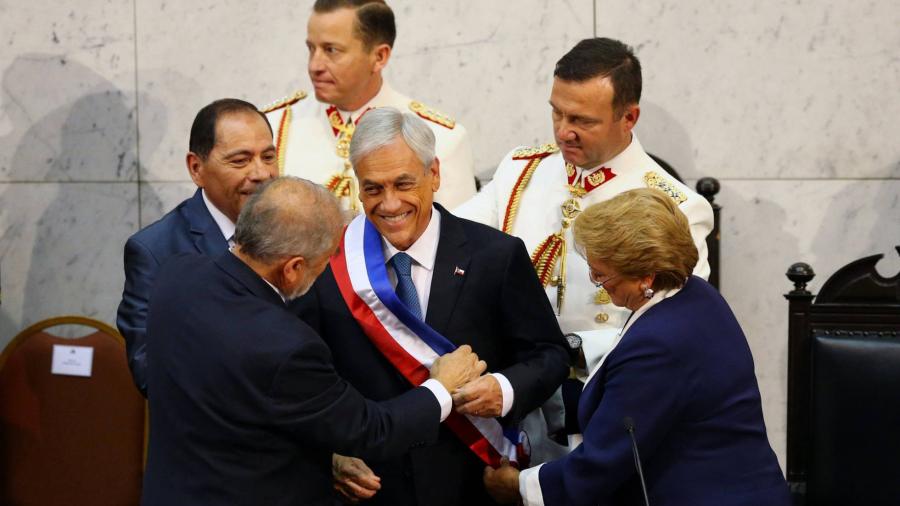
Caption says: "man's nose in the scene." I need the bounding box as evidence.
[248,157,272,181]
[555,119,576,141]
[380,188,402,212]
[308,49,325,74]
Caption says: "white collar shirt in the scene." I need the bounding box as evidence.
[201,189,236,247]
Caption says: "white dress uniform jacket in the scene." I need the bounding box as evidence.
[263,82,476,209]
[455,134,714,370]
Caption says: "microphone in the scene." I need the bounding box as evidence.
[623,416,650,506]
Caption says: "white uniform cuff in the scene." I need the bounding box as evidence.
[421,378,452,421]
[490,372,515,417]
[519,463,545,506]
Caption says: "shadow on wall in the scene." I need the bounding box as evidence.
[636,101,700,180]
[0,54,142,342]
[864,162,900,278]
[717,183,799,469]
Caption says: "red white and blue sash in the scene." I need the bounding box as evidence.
[330,215,521,468]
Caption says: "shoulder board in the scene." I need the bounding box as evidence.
[261,90,308,114]
[643,171,688,205]
[408,101,455,129]
[512,143,559,160]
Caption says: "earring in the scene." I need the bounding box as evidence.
[642,286,654,299]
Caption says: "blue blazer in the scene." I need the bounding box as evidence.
[116,189,227,395]
[142,252,442,506]
[539,277,790,506]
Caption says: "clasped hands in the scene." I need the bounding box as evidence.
[334,345,504,503]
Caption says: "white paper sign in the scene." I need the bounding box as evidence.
[51,345,94,377]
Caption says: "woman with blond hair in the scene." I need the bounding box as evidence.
[485,188,789,505]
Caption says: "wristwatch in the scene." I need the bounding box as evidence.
[564,333,587,371]
[564,333,582,351]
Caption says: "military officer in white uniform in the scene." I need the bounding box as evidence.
[263,0,475,211]
[456,38,714,377]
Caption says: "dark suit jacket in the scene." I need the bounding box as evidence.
[539,276,790,506]
[142,252,442,506]
[116,189,227,396]
[303,205,570,506]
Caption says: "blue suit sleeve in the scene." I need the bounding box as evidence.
[539,333,692,505]
[116,236,159,396]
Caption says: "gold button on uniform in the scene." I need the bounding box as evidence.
[595,312,609,323]
[594,288,611,305]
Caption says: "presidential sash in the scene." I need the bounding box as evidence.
[330,215,521,468]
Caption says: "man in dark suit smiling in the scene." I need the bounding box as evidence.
[142,177,485,506]
[116,98,277,396]
[304,108,570,505]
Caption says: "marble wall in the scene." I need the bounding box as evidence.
[1,0,898,468]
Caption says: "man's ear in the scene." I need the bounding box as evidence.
[371,43,392,73]
[282,256,307,285]
[186,152,204,187]
[429,157,441,192]
[621,104,640,132]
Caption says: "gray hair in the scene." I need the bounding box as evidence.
[349,107,435,171]
[234,176,342,264]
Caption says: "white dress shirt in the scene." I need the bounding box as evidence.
[382,206,515,416]
[201,189,236,247]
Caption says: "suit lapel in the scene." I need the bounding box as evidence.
[183,189,229,255]
[425,205,470,338]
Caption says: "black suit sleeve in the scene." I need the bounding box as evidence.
[496,238,570,422]
[116,236,158,397]
[268,335,441,460]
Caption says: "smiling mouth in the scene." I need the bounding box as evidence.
[379,211,412,224]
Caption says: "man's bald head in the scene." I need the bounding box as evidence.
[234,176,343,265]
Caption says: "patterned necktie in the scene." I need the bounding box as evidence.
[390,252,422,320]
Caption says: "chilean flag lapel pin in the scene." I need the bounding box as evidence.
[454,266,466,276]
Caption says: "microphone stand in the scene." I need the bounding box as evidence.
[624,416,650,506]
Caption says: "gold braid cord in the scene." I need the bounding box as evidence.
[501,158,542,234]
[530,233,565,287]
[275,107,291,175]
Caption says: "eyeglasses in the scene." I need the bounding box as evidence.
[589,270,620,288]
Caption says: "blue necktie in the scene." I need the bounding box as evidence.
[390,252,422,320]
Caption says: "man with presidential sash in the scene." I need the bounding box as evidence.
[299,108,569,505]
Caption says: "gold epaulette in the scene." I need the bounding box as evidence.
[512,143,559,160]
[261,90,308,113]
[643,171,688,205]
[409,101,455,129]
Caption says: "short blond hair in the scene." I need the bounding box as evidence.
[572,188,698,290]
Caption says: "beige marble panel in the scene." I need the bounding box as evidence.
[388,1,595,178]
[0,0,138,182]
[135,0,314,181]
[0,182,138,347]
[597,0,900,180]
